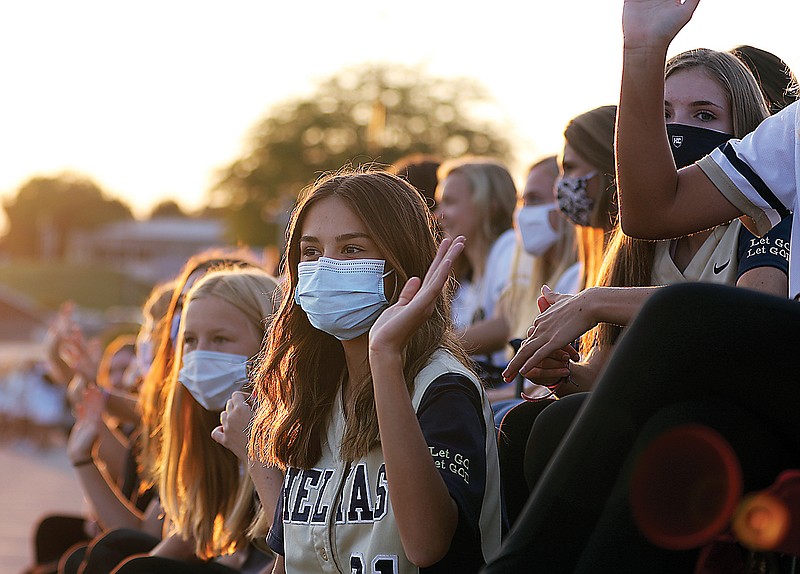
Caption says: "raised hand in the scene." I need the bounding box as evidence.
[622,0,701,51]
[368,236,465,356]
[211,391,254,461]
[67,386,106,465]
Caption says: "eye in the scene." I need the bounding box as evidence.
[664,108,672,120]
[213,335,230,345]
[300,245,321,260]
[342,244,364,255]
[695,111,717,122]
[183,335,197,349]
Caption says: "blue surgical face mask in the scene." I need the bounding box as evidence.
[178,350,249,411]
[294,257,391,341]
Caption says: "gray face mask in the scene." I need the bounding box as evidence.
[557,172,597,227]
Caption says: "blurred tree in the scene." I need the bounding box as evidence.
[149,199,187,219]
[1,172,133,260]
[211,63,512,246]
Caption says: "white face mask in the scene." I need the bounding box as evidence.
[178,350,249,411]
[516,203,560,256]
[294,257,390,341]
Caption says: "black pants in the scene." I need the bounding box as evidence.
[483,283,800,573]
[63,528,159,574]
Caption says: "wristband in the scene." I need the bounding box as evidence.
[72,457,94,468]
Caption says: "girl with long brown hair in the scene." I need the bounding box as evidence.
[244,169,503,573]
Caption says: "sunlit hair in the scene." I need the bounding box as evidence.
[731,45,799,114]
[249,168,471,469]
[138,248,262,489]
[437,156,517,249]
[586,49,770,353]
[159,268,278,558]
[96,334,136,390]
[500,156,576,339]
[561,105,618,291]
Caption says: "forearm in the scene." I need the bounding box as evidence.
[736,267,788,298]
[73,460,145,530]
[97,419,132,483]
[247,464,284,528]
[460,315,511,355]
[583,286,659,328]
[370,352,457,567]
[617,46,678,238]
[105,388,140,424]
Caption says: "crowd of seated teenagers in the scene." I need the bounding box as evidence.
[15,18,796,571]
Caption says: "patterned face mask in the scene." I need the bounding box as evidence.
[557,172,597,227]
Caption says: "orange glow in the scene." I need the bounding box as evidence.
[733,492,790,551]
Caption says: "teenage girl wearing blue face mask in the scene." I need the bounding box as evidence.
[244,170,503,574]
[84,268,280,574]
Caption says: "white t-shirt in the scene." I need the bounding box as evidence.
[698,99,799,297]
[553,262,582,295]
[452,229,517,366]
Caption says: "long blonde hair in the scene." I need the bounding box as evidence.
[437,157,517,282]
[500,157,576,339]
[159,268,278,558]
[249,168,471,469]
[137,249,260,489]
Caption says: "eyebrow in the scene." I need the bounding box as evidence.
[299,232,372,243]
[664,99,725,109]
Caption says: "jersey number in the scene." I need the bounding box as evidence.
[350,554,398,574]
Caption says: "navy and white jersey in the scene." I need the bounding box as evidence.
[697,99,799,297]
[267,350,503,574]
[649,217,790,287]
[737,215,791,279]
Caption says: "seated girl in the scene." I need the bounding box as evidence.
[247,169,503,573]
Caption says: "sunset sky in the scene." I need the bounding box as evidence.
[1,0,797,230]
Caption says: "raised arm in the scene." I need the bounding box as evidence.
[617,0,740,238]
[67,387,150,532]
[368,237,465,567]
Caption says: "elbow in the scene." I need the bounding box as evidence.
[403,526,455,568]
[406,544,450,569]
[619,213,665,240]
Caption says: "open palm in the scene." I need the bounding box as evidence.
[369,236,465,356]
[622,0,701,49]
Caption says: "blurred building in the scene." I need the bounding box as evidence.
[68,217,228,283]
[0,285,46,342]
[0,285,48,366]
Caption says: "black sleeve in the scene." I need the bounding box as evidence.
[266,492,284,556]
[737,215,791,279]
[417,373,489,573]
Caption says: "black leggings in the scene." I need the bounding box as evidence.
[483,283,800,573]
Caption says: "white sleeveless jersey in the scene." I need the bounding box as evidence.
[273,349,503,573]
